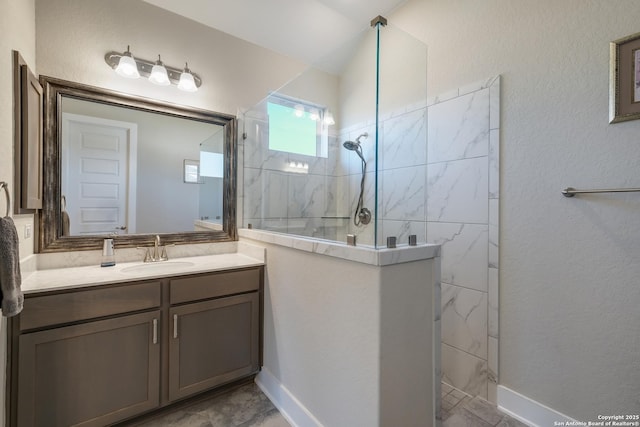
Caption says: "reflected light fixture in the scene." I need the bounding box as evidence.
[149,55,170,86]
[115,45,140,79]
[323,110,335,126]
[294,104,305,118]
[105,46,202,92]
[177,63,198,92]
[308,108,320,121]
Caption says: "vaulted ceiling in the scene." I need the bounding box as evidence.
[142,0,408,64]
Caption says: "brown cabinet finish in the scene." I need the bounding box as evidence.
[12,51,43,213]
[20,65,43,210]
[17,311,161,427]
[8,266,264,427]
[170,268,260,304]
[19,281,161,331]
[169,293,260,401]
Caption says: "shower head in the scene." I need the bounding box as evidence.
[343,141,360,151]
[342,132,369,151]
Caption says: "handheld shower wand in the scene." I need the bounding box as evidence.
[342,133,371,226]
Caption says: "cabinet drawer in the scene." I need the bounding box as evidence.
[20,282,161,331]
[170,268,260,305]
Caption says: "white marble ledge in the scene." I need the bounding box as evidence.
[239,228,440,266]
[21,251,265,295]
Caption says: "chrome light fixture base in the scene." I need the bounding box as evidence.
[105,51,202,88]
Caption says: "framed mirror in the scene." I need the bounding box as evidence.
[39,76,237,252]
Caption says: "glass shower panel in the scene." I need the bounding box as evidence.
[375,23,428,247]
[242,25,380,245]
[241,17,427,248]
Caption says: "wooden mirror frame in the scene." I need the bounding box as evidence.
[38,76,237,253]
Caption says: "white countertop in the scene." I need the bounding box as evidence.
[22,252,264,295]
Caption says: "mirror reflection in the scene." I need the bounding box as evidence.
[39,76,237,253]
[60,97,225,236]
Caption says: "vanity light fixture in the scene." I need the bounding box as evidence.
[149,55,170,86]
[177,63,198,92]
[105,47,202,92]
[115,46,140,79]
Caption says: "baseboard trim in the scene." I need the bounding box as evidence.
[497,385,577,427]
[255,368,324,427]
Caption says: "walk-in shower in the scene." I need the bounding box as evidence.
[240,16,427,248]
[343,133,371,226]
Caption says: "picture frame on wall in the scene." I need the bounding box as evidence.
[183,159,201,184]
[609,31,640,123]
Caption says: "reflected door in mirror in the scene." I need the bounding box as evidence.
[62,113,137,235]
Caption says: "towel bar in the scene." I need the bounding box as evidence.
[0,182,9,216]
[562,187,640,197]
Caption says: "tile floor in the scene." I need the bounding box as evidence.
[126,381,528,427]
[126,382,289,427]
[441,382,528,427]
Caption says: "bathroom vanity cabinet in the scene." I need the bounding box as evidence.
[168,269,261,401]
[7,266,263,427]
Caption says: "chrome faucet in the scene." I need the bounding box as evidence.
[139,235,170,262]
[153,235,161,261]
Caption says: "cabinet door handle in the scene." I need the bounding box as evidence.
[152,318,158,344]
[173,314,178,339]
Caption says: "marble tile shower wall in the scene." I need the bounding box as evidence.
[427,76,501,402]
[242,115,346,240]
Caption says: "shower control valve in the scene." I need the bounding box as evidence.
[358,207,372,225]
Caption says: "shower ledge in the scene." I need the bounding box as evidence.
[238,228,440,266]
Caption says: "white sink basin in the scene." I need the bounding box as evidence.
[121,261,195,274]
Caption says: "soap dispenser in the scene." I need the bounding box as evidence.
[101,238,116,267]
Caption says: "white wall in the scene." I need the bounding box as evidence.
[35,0,306,116]
[0,2,36,425]
[247,235,437,427]
[393,0,640,421]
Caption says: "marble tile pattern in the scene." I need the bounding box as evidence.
[428,222,488,292]
[123,382,290,427]
[241,110,352,242]
[441,382,528,427]
[239,229,440,266]
[426,77,501,402]
[441,283,488,359]
[427,156,489,224]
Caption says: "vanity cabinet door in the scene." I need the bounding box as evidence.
[16,311,161,427]
[168,292,260,401]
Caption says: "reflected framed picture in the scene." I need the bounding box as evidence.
[183,159,201,184]
[609,31,640,123]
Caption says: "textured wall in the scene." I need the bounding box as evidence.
[0,2,36,424]
[35,0,306,116]
[393,0,640,420]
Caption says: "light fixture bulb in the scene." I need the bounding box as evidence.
[115,46,140,79]
[294,104,305,118]
[149,55,170,86]
[309,109,319,121]
[177,63,198,92]
[323,110,335,126]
